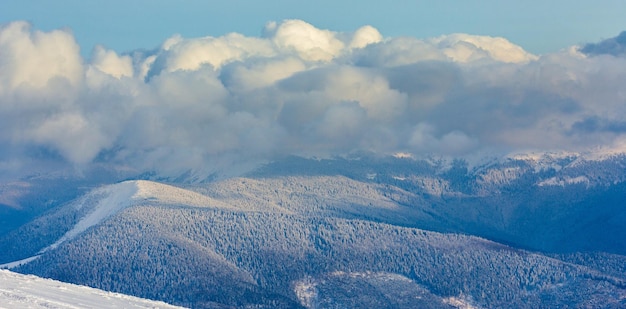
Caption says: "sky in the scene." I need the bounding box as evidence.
[2,1,626,56]
[1,1,626,179]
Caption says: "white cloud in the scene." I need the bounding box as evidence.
[431,33,537,63]
[1,20,626,178]
[267,19,345,62]
[0,21,83,94]
[220,57,306,91]
[154,33,276,73]
[90,46,133,79]
[349,25,383,49]
[28,112,112,164]
[409,124,476,155]
[351,37,447,67]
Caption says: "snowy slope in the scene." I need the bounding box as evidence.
[1,180,235,269]
[0,269,184,309]
[2,153,626,307]
[50,180,231,249]
[52,180,234,251]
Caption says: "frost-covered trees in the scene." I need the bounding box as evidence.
[17,202,626,308]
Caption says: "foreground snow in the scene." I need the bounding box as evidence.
[0,270,184,309]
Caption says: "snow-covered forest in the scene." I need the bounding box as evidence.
[1,154,626,308]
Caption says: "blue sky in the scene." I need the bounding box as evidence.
[2,0,625,56]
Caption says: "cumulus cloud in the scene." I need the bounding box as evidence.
[570,116,626,134]
[580,31,626,57]
[430,33,538,63]
[349,25,383,49]
[90,46,134,79]
[0,21,83,93]
[154,33,276,73]
[266,19,345,62]
[1,20,626,178]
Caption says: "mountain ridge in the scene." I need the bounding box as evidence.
[1,152,625,307]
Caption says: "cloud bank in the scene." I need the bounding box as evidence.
[1,20,626,178]
[580,31,626,57]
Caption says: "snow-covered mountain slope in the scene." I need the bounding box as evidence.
[2,152,626,308]
[2,152,625,259]
[14,201,626,308]
[249,154,626,254]
[195,176,436,226]
[2,173,624,308]
[0,180,237,268]
[0,269,183,309]
[53,180,236,250]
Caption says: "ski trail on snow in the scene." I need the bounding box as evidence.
[45,181,139,252]
[1,180,231,269]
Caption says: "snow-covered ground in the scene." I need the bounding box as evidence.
[0,269,184,308]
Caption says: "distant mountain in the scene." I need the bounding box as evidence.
[0,269,183,308]
[248,152,626,254]
[0,151,625,308]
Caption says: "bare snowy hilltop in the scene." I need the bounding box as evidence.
[1,153,626,308]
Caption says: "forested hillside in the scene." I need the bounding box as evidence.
[2,153,626,308]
